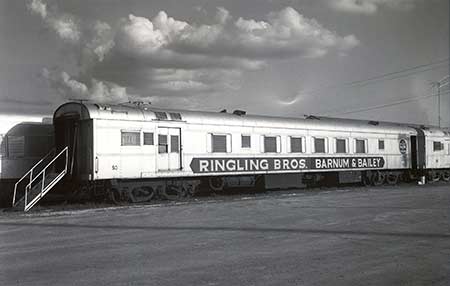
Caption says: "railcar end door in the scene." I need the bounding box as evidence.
[157,127,181,171]
[410,136,417,169]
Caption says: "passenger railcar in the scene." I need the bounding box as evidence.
[35,102,447,203]
[11,101,450,209]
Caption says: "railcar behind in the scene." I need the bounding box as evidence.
[0,122,54,207]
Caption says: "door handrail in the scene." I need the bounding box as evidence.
[25,147,68,190]
[12,148,55,206]
[12,146,69,211]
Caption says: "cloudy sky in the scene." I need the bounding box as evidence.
[0,0,448,133]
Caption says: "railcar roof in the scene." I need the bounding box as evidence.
[5,122,53,136]
[54,102,440,135]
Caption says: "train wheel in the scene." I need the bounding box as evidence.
[109,188,122,204]
[386,173,399,185]
[441,171,450,182]
[184,184,199,197]
[161,185,186,200]
[209,177,225,192]
[372,171,385,186]
[428,171,440,182]
[362,171,372,186]
[129,186,155,203]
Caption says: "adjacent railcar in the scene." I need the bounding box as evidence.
[50,102,450,202]
[0,122,54,207]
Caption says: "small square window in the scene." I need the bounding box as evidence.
[290,137,303,153]
[355,139,366,153]
[143,132,154,145]
[433,141,443,151]
[378,140,385,150]
[212,135,227,153]
[241,135,251,148]
[264,136,277,153]
[336,139,346,153]
[314,138,326,153]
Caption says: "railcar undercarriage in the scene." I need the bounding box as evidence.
[57,169,450,206]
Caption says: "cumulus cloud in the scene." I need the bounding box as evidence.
[330,0,417,14]
[41,68,130,103]
[29,1,359,104]
[28,0,113,64]
[28,0,81,43]
[117,7,359,63]
[105,6,359,95]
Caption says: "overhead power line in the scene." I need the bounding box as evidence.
[325,90,450,116]
[296,58,449,97]
[340,58,449,88]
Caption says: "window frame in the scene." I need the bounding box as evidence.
[121,130,141,146]
[313,137,327,154]
[378,139,385,151]
[263,135,279,153]
[158,134,168,153]
[241,134,251,149]
[433,141,444,152]
[289,136,304,153]
[335,138,347,154]
[211,134,228,153]
[170,134,180,153]
[143,132,154,146]
[355,138,367,154]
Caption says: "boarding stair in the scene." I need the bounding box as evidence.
[12,146,69,212]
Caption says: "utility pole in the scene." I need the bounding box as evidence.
[437,81,441,128]
[431,76,449,128]
[431,81,441,127]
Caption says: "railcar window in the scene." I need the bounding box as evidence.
[7,136,25,157]
[433,141,444,151]
[264,136,277,153]
[121,132,140,146]
[314,138,326,153]
[155,112,168,120]
[212,135,227,153]
[143,132,154,145]
[170,135,180,153]
[158,135,168,153]
[336,139,346,153]
[0,134,6,157]
[290,137,303,153]
[241,135,251,148]
[378,140,385,150]
[355,139,366,153]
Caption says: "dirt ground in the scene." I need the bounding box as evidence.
[1,183,449,286]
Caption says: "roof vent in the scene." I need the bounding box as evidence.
[155,111,168,120]
[233,110,246,116]
[368,121,379,126]
[220,109,227,113]
[304,115,320,120]
[169,112,182,121]
[95,104,111,111]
